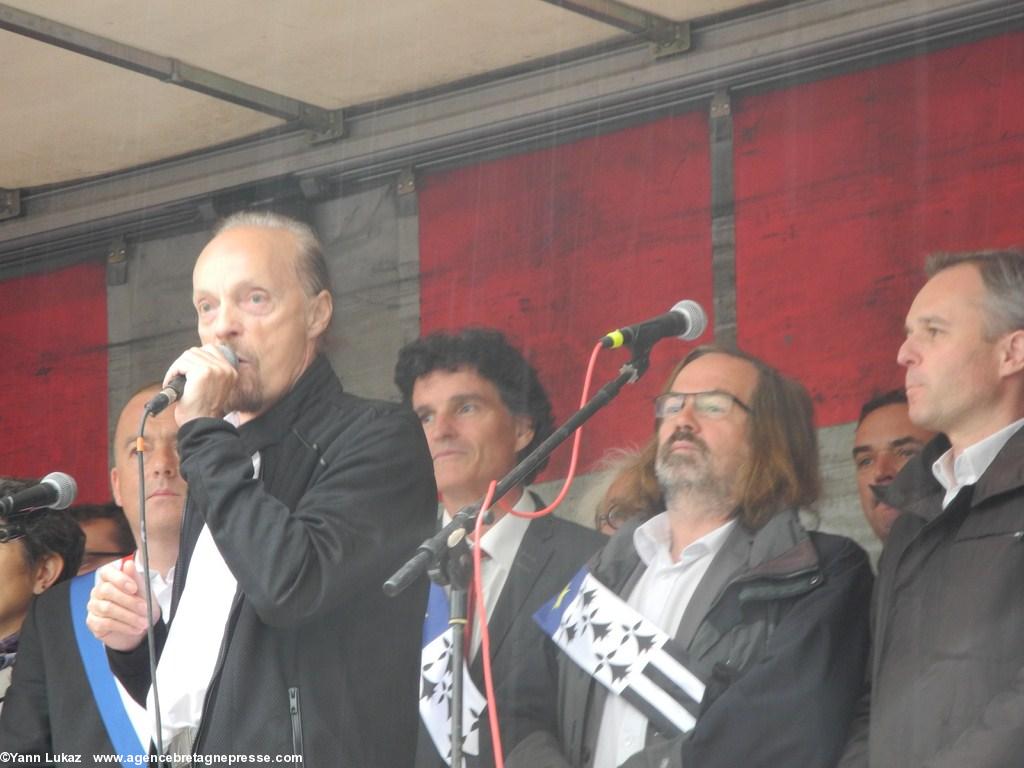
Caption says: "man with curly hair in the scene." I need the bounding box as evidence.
[396,328,604,768]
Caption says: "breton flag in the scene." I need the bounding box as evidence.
[419,583,487,765]
[534,567,706,737]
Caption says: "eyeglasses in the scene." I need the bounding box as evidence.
[654,390,751,420]
[596,504,632,532]
[0,524,26,544]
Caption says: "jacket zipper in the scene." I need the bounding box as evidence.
[289,686,304,758]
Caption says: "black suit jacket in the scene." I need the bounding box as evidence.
[415,509,606,768]
[108,356,437,767]
[0,578,122,758]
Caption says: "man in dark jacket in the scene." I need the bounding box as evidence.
[395,328,605,768]
[86,212,437,766]
[839,249,1024,767]
[508,346,873,768]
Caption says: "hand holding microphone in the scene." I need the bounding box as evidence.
[147,343,239,423]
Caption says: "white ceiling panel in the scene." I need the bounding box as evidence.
[6,1,622,108]
[1,30,283,188]
[0,0,796,189]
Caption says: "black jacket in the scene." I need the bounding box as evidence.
[0,577,121,759]
[508,510,873,768]
[840,429,1024,767]
[111,356,437,767]
[414,508,606,768]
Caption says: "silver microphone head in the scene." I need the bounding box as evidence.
[41,472,77,510]
[670,300,708,341]
[217,344,239,369]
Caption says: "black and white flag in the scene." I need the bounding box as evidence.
[534,566,706,737]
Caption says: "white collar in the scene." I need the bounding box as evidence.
[441,489,535,570]
[633,512,736,568]
[932,417,1024,505]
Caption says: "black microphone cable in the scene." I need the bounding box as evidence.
[135,408,164,757]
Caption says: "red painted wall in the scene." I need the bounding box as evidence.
[419,113,713,478]
[733,31,1024,426]
[0,260,109,503]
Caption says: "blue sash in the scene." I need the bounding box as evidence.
[69,573,147,759]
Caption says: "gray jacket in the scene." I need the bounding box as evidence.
[840,429,1024,767]
[509,509,872,768]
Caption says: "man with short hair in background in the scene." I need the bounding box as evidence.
[87,212,436,765]
[0,384,185,754]
[840,249,1024,767]
[851,390,935,542]
[395,328,604,768]
[70,504,135,575]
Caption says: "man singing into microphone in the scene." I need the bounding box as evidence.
[86,211,437,765]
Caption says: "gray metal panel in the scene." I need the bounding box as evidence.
[395,169,423,354]
[106,228,210,450]
[313,181,414,400]
[709,89,737,346]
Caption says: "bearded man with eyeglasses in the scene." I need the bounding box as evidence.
[509,346,873,768]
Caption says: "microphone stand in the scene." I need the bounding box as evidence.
[384,345,654,766]
[135,410,164,757]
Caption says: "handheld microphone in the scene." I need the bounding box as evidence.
[601,300,708,350]
[145,344,239,416]
[0,472,77,516]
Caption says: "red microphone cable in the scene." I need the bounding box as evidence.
[469,340,604,768]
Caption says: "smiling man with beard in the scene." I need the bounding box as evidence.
[510,346,873,768]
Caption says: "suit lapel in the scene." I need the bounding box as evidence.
[674,522,751,652]
[471,516,556,677]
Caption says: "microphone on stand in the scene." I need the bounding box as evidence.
[601,300,708,350]
[0,472,77,516]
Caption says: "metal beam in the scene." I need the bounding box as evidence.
[709,89,737,347]
[0,3,341,136]
[0,188,21,222]
[1,0,1021,274]
[539,0,690,56]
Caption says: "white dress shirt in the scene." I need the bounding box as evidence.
[932,417,1024,509]
[133,552,175,619]
[593,513,736,768]
[442,489,534,659]
[148,422,258,747]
